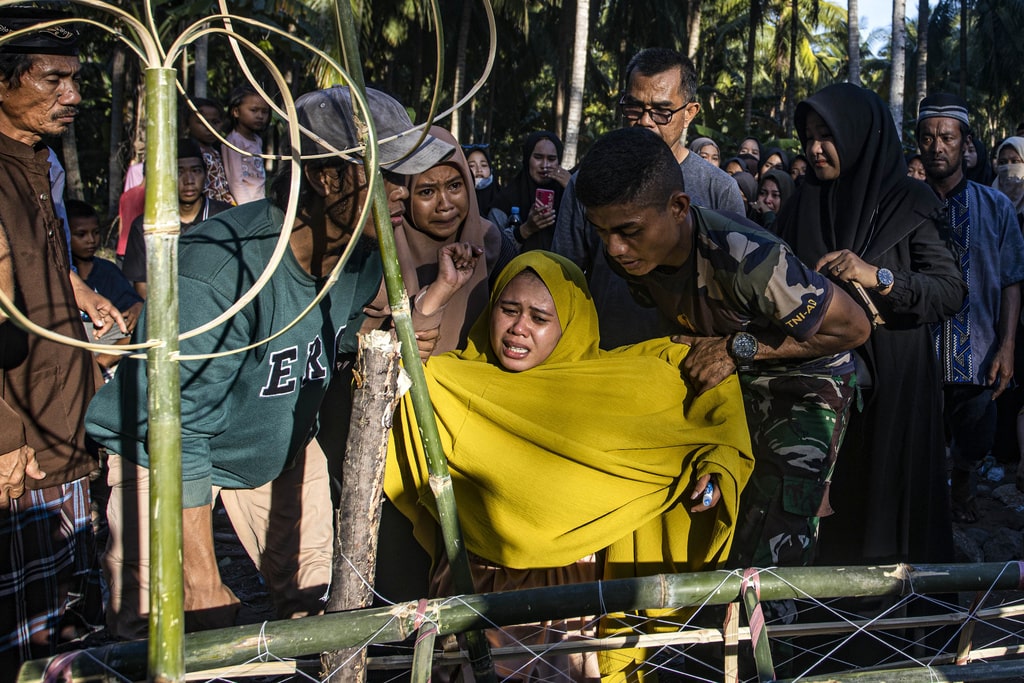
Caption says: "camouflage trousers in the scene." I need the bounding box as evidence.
[726,370,856,569]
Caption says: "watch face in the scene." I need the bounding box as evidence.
[877,268,894,288]
[731,332,758,361]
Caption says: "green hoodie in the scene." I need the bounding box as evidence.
[86,200,382,508]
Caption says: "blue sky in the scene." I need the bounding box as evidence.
[851,0,920,33]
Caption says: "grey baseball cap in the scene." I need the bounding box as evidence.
[294,86,453,175]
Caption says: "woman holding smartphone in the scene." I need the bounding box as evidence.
[489,131,571,253]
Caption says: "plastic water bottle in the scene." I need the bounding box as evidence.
[507,206,522,233]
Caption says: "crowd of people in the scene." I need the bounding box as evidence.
[3,9,1024,681]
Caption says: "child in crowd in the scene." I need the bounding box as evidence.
[185,96,234,205]
[66,200,143,376]
[122,139,232,299]
[222,85,270,204]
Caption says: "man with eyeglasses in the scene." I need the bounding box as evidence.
[552,47,744,347]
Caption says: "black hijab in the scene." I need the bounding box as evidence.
[965,134,995,185]
[758,168,795,207]
[757,146,790,177]
[778,83,941,264]
[493,131,565,216]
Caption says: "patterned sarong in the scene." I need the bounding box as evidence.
[0,478,98,669]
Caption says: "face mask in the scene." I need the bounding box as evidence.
[997,162,1024,203]
[475,176,493,190]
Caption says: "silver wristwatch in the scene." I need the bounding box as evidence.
[875,267,894,291]
[728,331,758,365]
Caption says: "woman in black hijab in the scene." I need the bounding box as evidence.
[756,146,789,179]
[752,168,794,231]
[965,133,995,186]
[490,131,570,252]
[777,83,965,567]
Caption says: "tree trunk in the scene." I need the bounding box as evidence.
[450,0,472,141]
[561,0,590,169]
[743,0,760,134]
[889,0,907,140]
[848,0,861,85]
[555,0,575,138]
[686,0,702,62]
[61,123,84,201]
[959,0,967,98]
[784,0,799,134]
[320,331,402,682]
[107,46,126,218]
[914,0,929,111]
[194,32,208,98]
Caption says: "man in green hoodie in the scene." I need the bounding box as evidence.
[86,86,455,636]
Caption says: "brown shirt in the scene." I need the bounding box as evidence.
[0,132,99,488]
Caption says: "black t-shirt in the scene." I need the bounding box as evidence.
[121,198,231,283]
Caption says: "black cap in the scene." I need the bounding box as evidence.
[0,8,80,56]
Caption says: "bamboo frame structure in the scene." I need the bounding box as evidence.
[17,562,1024,682]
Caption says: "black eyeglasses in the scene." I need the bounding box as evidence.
[618,98,690,125]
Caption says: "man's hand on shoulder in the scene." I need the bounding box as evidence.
[672,334,735,394]
[0,444,44,509]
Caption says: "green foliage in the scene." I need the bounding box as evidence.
[65,0,1023,199]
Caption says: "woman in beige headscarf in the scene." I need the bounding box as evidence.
[396,126,504,355]
[994,136,1024,228]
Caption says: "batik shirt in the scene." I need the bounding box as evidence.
[611,206,851,375]
[933,179,1024,385]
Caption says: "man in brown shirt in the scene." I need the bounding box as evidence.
[0,10,125,675]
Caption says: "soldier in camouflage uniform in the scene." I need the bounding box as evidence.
[575,127,871,573]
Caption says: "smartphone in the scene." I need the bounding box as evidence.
[535,188,556,211]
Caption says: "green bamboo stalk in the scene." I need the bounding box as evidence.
[17,563,1024,683]
[411,623,439,682]
[330,0,494,679]
[740,572,775,682]
[141,67,184,683]
[777,659,1024,682]
[329,0,363,91]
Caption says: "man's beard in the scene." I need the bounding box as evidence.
[925,155,962,182]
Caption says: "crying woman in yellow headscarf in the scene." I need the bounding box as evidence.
[384,250,753,680]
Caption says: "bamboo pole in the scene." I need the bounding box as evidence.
[17,563,1024,682]
[777,659,1024,682]
[740,569,775,682]
[141,66,184,683]
[330,0,494,679]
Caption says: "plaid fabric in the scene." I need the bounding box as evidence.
[0,477,98,670]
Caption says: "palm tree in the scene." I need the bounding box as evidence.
[784,0,820,132]
[914,0,929,111]
[848,0,861,84]
[889,0,907,139]
[562,0,590,168]
[742,0,767,132]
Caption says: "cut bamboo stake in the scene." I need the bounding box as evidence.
[321,331,402,681]
[141,66,184,683]
[17,563,1024,683]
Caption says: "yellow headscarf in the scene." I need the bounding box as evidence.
[384,251,753,571]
